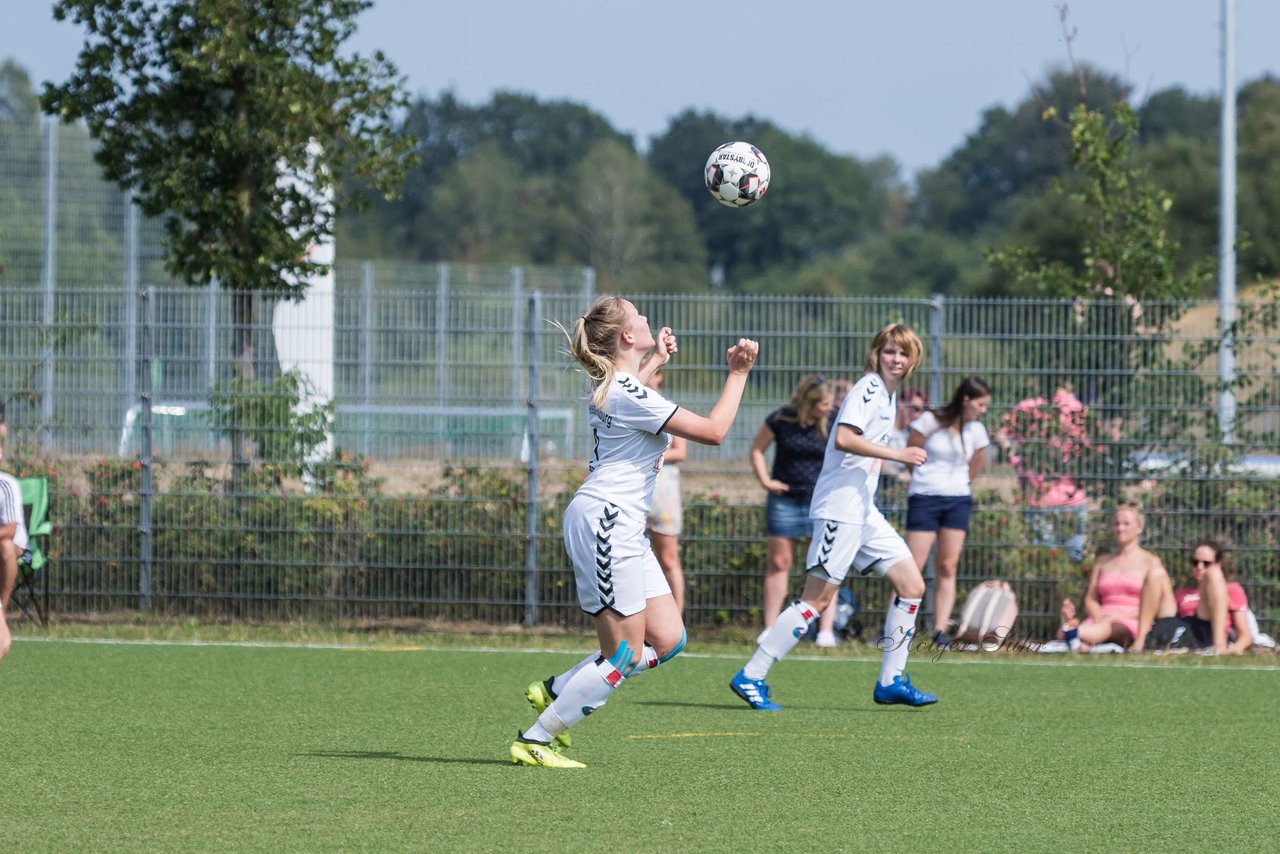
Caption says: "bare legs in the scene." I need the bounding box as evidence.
[906,527,968,637]
[762,536,795,629]
[0,537,16,662]
[1132,563,1175,651]
[649,531,684,615]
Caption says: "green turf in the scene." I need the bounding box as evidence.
[2,638,1277,852]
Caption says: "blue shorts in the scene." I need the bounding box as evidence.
[906,494,973,533]
[766,492,812,538]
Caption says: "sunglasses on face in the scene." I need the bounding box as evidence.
[1190,558,1214,567]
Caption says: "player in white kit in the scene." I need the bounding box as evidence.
[731,323,940,710]
[512,295,759,768]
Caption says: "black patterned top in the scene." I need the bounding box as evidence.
[765,406,832,502]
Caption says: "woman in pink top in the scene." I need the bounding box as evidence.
[1173,540,1252,654]
[1058,502,1174,651]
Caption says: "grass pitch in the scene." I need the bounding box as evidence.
[2,635,1277,852]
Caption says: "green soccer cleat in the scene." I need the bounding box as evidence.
[524,678,571,748]
[510,735,586,769]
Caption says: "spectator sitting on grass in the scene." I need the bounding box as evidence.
[1141,540,1253,655]
[1056,502,1174,652]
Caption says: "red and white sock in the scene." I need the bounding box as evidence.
[744,600,818,680]
[879,595,921,687]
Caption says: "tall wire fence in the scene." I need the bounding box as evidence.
[2,117,1278,641]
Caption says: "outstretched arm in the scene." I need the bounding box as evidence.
[664,339,758,446]
[835,425,926,466]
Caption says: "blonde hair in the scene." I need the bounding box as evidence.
[563,295,629,409]
[787,374,832,439]
[1116,500,1145,528]
[863,323,923,380]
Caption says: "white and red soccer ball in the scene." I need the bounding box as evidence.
[704,141,770,208]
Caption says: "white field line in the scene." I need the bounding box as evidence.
[15,634,1280,672]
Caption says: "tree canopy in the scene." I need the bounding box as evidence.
[42,0,416,308]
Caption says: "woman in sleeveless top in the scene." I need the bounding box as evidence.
[1058,502,1175,652]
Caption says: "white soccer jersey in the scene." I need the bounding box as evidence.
[907,411,990,497]
[0,471,29,550]
[808,372,896,524]
[575,371,679,522]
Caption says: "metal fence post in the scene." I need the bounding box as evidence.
[40,117,58,450]
[928,293,944,406]
[139,286,155,611]
[360,261,374,456]
[205,278,218,389]
[123,196,140,435]
[435,262,449,446]
[922,293,945,631]
[512,266,525,413]
[525,291,543,628]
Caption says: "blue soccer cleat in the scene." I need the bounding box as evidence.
[730,668,783,711]
[873,673,938,707]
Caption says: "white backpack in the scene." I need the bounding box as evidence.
[956,580,1019,648]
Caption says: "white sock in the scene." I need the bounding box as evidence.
[549,652,598,696]
[627,643,661,676]
[526,656,623,743]
[879,595,921,687]
[743,600,819,680]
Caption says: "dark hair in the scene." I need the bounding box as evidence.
[1190,538,1231,578]
[935,376,991,429]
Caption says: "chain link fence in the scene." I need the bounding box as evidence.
[3,117,1278,641]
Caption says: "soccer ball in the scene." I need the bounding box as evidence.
[704,141,770,207]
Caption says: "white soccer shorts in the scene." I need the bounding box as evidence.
[804,508,912,584]
[563,495,670,616]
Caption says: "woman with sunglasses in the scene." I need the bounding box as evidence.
[1173,540,1253,654]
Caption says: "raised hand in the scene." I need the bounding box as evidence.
[726,338,759,374]
[654,326,678,363]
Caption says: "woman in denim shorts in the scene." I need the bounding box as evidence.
[904,376,992,647]
[748,375,835,644]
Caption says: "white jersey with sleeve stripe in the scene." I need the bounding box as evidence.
[574,371,679,523]
[808,372,896,524]
[0,471,29,551]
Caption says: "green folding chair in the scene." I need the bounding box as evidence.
[13,476,52,627]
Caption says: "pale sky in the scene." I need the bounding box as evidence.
[4,1,1276,177]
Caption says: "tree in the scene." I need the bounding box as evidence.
[42,0,417,473]
[1236,76,1280,278]
[364,91,630,262]
[648,110,895,288]
[912,66,1129,237]
[571,139,705,292]
[985,101,1220,499]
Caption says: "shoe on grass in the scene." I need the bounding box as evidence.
[510,733,585,769]
[873,673,938,707]
[730,668,783,711]
[815,630,838,648]
[524,678,570,748]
